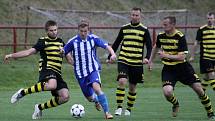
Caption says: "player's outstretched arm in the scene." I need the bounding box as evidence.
[189,41,198,62]
[148,45,159,71]
[65,53,74,66]
[4,48,37,63]
[106,45,116,64]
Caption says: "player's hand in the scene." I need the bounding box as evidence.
[4,54,12,63]
[189,57,194,62]
[148,61,153,71]
[107,54,116,64]
[59,46,64,54]
[142,58,149,64]
[158,50,167,59]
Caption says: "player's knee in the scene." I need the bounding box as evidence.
[118,78,127,87]
[60,93,70,103]
[45,83,57,90]
[163,89,173,97]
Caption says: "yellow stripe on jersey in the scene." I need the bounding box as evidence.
[119,51,142,58]
[123,41,143,46]
[203,49,215,53]
[203,30,215,34]
[46,51,60,55]
[160,39,179,43]
[203,53,215,58]
[203,57,215,60]
[118,56,142,63]
[202,39,215,43]
[45,46,59,50]
[162,45,178,50]
[162,60,185,65]
[203,35,215,39]
[47,62,61,67]
[123,29,145,35]
[47,56,62,61]
[124,35,143,41]
[203,45,215,48]
[121,46,142,52]
[46,42,63,45]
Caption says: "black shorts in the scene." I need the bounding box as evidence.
[162,62,201,87]
[117,62,144,84]
[39,69,68,96]
[200,59,215,74]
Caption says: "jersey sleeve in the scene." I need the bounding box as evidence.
[144,29,152,59]
[64,40,74,55]
[196,28,202,41]
[178,35,188,53]
[156,35,161,48]
[112,28,123,52]
[32,39,45,51]
[94,37,108,49]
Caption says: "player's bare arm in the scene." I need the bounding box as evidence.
[65,53,74,65]
[4,48,37,63]
[158,51,186,61]
[106,45,116,63]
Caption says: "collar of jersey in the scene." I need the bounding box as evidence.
[46,36,57,40]
[130,22,141,27]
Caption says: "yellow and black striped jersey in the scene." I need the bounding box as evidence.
[33,36,65,75]
[111,22,152,66]
[196,25,215,60]
[156,30,188,65]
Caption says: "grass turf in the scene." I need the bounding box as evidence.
[1,87,215,121]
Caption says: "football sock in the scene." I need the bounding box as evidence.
[126,92,136,112]
[21,82,46,96]
[209,79,215,91]
[98,93,109,113]
[199,93,213,114]
[116,87,125,108]
[166,94,179,106]
[38,97,60,110]
[93,93,99,103]
[201,79,209,91]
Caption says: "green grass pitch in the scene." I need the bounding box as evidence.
[0,87,215,121]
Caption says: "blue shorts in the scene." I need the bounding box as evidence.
[77,71,101,97]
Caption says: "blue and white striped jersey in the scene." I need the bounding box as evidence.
[64,34,108,79]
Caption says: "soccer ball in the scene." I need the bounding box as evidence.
[70,104,85,118]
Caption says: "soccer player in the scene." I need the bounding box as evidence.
[64,21,116,119]
[108,7,152,116]
[4,20,69,119]
[148,16,215,119]
[189,12,215,91]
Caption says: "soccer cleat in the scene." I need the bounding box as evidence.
[105,113,113,119]
[32,104,42,119]
[114,108,122,116]
[208,113,215,120]
[124,109,131,116]
[172,105,179,117]
[95,102,102,111]
[11,88,24,104]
